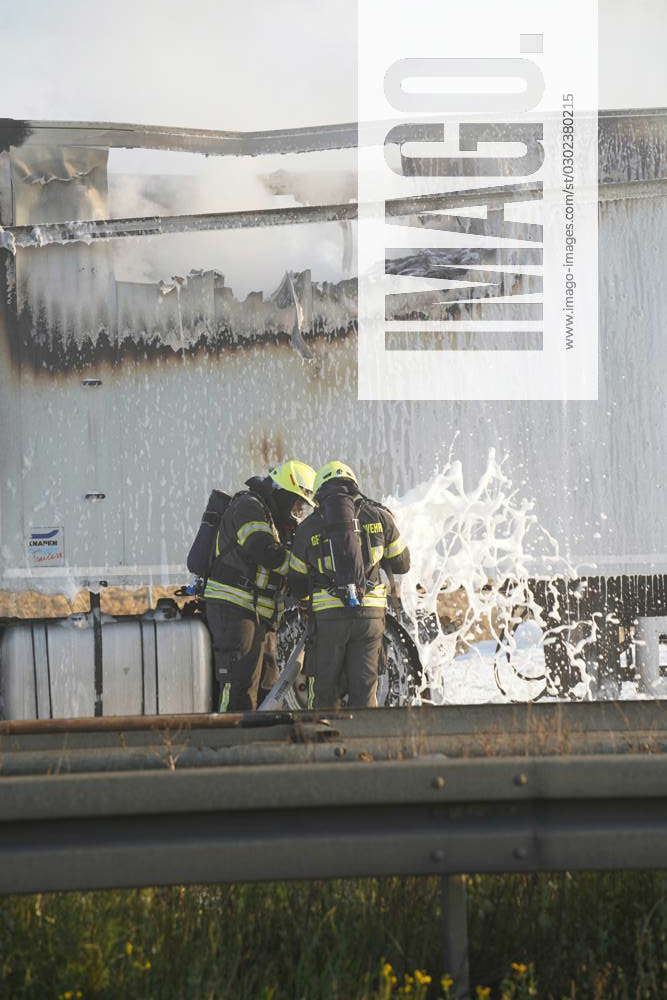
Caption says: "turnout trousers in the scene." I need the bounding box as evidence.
[205,599,280,712]
[310,613,385,710]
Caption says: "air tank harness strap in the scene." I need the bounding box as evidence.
[323,580,381,601]
[213,565,283,624]
[317,519,361,571]
[318,517,374,588]
[322,518,361,532]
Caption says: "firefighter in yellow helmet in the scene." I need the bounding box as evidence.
[205,460,315,711]
[287,461,410,708]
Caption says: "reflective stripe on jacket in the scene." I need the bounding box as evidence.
[205,491,288,618]
[310,582,388,613]
[287,498,409,618]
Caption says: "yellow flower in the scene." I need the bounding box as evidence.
[511,963,528,975]
[382,962,394,978]
[143,961,152,971]
[63,993,73,1000]
[441,974,454,993]
[475,988,491,1000]
[125,942,133,956]
[414,970,432,985]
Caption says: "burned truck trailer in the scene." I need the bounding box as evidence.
[0,111,666,715]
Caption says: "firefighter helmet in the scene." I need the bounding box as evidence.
[268,460,316,504]
[314,460,358,495]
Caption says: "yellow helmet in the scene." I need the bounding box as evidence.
[268,459,316,504]
[314,460,358,495]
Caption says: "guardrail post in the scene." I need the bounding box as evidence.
[441,874,470,999]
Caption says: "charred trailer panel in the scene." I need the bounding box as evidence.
[0,112,666,707]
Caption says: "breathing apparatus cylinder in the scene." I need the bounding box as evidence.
[318,479,367,605]
[186,489,231,576]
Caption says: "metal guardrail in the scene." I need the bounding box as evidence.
[2,699,665,999]
[2,700,667,774]
[1,752,667,897]
[1,700,666,895]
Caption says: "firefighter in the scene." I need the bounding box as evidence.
[205,460,315,711]
[287,461,410,709]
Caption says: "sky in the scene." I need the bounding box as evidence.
[1,0,666,129]
[0,0,356,129]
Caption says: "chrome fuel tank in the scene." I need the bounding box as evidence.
[0,612,212,720]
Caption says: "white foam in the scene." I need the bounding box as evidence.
[385,449,597,703]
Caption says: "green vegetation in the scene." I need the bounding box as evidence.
[0,872,666,999]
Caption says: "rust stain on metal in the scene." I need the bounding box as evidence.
[0,712,253,736]
[256,429,287,467]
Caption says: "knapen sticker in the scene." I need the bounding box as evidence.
[27,526,64,567]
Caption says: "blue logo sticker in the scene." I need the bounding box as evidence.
[27,526,64,567]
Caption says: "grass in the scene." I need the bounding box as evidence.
[0,872,666,999]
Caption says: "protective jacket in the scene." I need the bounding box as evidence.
[288,493,410,619]
[204,478,290,621]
